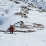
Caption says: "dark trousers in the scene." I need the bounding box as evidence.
[10,30,13,34]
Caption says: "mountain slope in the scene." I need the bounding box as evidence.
[0,0,46,46]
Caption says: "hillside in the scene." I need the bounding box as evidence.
[0,0,46,46]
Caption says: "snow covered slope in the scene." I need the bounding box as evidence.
[0,0,46,46]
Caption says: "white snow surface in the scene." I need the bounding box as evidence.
[0,0,46,46]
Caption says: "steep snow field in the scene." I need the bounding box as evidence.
[0,0,46,46]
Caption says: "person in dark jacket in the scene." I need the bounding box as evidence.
[8,25,14,34]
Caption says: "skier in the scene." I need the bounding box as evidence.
[8,25,15,34]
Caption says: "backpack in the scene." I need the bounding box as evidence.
[12,26,15,31]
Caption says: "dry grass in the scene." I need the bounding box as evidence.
[28,3,36,8]
[0,30,35,33]
[33,23,44,28]
[14,12,28,18]
[10,0,20,4]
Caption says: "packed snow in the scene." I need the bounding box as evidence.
[0,0,46,46]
